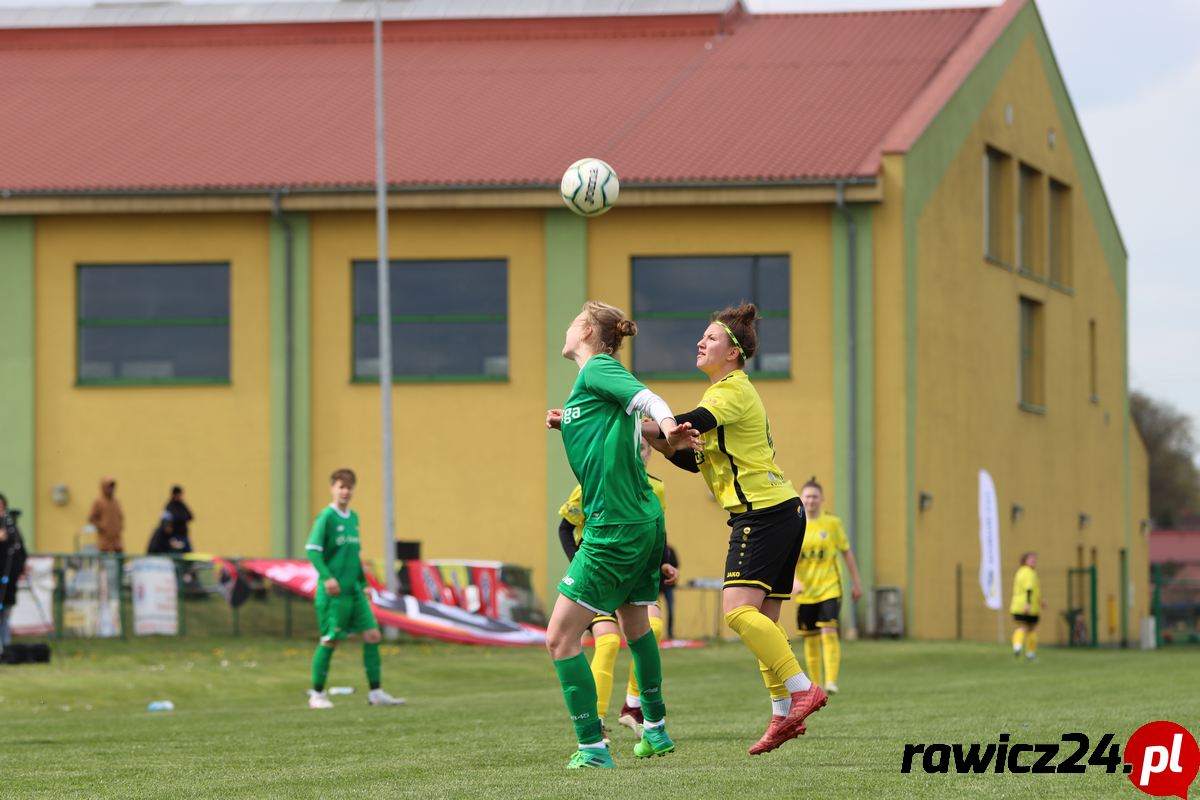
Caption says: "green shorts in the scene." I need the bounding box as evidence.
[559,516,665,615]
[315,588,378,642]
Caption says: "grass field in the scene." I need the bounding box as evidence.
[0,636,1195,799]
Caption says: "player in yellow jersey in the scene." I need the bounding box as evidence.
[792,477,862,695]
[557,438,678,741]
[650,303,825,756]
[1010,552,1042,660]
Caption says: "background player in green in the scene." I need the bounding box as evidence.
[545,300,692,769]
[305,468,405,709]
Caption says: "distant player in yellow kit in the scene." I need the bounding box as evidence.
[792,477,861,695]
[1010,552,1042,660]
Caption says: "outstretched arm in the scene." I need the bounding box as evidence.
[843,549,863,601]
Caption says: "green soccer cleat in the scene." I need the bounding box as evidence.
[633,723,675,758]
[567,746,615,769]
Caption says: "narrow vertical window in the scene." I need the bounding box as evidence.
[1019,296,1045,410]
[1049,179,1072,287]
[1018,163,1044,277]
[984,147,1013,264]
[1088,318,1098,403]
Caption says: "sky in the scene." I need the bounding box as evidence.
[3,0,1197,436]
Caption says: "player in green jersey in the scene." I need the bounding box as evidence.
[545,301,692,769]
[305,468,404,709]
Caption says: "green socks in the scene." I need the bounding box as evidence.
[312,644,334,692]
[363,641,381,690]
[554,653,604,745]
[628,629,666,723]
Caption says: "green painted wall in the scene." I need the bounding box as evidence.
[832,202,875,628]
[269,212,312,558]
[0,217,35,546]
[543,211,588,606]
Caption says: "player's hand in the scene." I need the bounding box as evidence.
[661,563,679,587]
[851,583,862,601]
[1023,603,1031,615]
[664,421,700,450]
[324,577,341,596]
[546,409,564,430]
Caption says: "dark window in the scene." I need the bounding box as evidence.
[352,259,508,381]
[1019,296,1045,410]
[77,263,230,384]
[1018,163,1045,277]
[1049,178,1073,287]
[631,256,790,378]
[985,147,1013,264]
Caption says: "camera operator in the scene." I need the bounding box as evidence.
[0,492,29,655]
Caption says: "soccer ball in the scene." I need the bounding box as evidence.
[560,158,619,217]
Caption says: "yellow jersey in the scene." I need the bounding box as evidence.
[1010,565,1041,615]
[795,511,848,604]
[558,475,666,546]
[695,370,795,514]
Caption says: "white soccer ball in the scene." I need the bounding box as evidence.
[560,158,619,217]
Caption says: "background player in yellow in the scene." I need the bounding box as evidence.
[792,477,862,695]
[556,437,678,740]
[1010,552,1042,660]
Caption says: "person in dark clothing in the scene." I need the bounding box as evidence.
[0,493,29,654]
[165,486,194,554]
[661,541,680,640]
[147,512,185,555]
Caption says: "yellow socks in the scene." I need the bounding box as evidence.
[725,605,803,684]
[821,630,840,687]
[625,616,665,698]
[591,633,620,720]
[802,632,823,686]
[1012,627,1026,654]
[1025,631,1037,656]
[759,621,791,701]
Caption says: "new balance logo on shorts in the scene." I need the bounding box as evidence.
[562,576,575,586]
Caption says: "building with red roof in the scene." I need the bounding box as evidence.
[0,0,1148,642]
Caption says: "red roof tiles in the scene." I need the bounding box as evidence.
[0,5,1003,194]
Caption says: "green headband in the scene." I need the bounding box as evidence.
[715,320,746,359]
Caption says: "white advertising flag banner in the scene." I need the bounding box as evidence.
[132,557,179,636]
[978,469,1003,611]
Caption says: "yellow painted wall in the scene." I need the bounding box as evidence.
[34,214,272,557]
[307,210,549,589]
[911,37,1143,642]
[585,205,835,639]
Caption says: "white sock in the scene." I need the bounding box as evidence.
[579,740,607,749]
[771,697,792,716]
[784,672,813,693]
[643,717,665,729]
[625,694,641,708]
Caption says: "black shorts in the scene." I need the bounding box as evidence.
[797,597,841,631]
[1012,613,1039,625]
[723,498,804,599]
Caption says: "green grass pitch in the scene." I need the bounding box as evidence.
[0,637,1195,799]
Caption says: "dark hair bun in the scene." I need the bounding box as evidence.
[616,319,638,337]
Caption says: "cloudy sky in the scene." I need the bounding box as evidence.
[4,0,1197,438]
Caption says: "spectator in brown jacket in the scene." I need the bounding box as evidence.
[88,477,124,554]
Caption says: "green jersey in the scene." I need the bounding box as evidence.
[305,505,365,593]
[561,354,660,526]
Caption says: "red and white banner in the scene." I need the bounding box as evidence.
[239,559,546,647]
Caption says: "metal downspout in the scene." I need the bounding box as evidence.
[835,182,859,634]
[272,191,295,559]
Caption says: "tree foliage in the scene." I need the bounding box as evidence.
[1131,390,1200,528]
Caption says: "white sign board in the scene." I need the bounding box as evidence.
[132,557,178,636]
